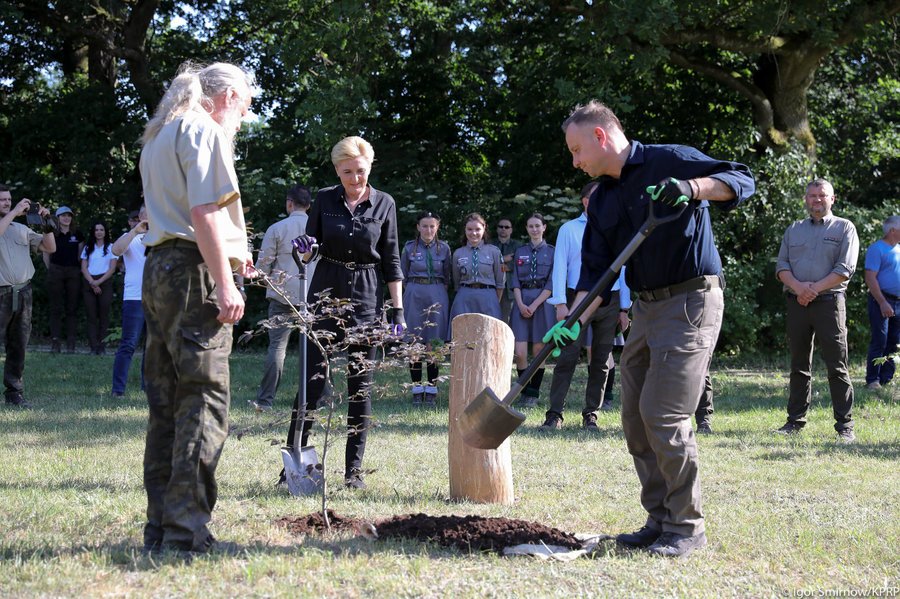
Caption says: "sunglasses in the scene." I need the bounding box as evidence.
[497,225,512,229]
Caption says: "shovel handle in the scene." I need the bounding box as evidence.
[498,201,687,407]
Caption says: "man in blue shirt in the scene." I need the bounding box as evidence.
[552,100,754,558]
[863,215,900,389]
[541,181,631,430]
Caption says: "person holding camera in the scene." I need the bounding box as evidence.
[43,206,84,353]
[0,185,56,407]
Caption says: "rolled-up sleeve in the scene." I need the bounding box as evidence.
[833,221,859,279]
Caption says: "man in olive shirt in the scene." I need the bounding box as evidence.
[775,178,858,442]
[139,62,255,554]
[491,217,521,323]
[0,185,56,407]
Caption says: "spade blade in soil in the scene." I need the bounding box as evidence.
[281,445,323,496]
[458,387,526,450]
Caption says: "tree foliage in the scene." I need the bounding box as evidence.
[2,0,897,354]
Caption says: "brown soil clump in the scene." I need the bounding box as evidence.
[276,509,360,535]
[376,513,582,553]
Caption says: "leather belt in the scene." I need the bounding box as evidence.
[520,282,545,289]
[408,277,439,284]
[321,255,377,270]
[880,291,900,301]
[150,238,198,250]
[788,291,844,303]
[461,283,489,289]
[637,275,723,303]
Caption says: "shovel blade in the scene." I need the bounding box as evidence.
[458,387,526,450]
[280,445,324,496]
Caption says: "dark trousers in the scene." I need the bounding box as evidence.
[866,293,900,385]
[288,316,376,475]
[547,290,619,418]
[142,245,232,551]
[47,264,80,348]
[785,294,854,431]
[695,373,714,424]
[82,275,114,353]
[0,284,32,398]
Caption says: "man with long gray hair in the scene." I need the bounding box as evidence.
[139,61,256,554]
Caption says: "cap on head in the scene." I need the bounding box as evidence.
[55,206,74,217]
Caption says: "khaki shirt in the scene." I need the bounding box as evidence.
[776,214,859,294]
[139,109,249,267]
[0,222,43,286]
[452,242,504,289]
[255,211,310,305]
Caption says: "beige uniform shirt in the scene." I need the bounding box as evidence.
[255,211,310,305]
[776,214,859,294]
[0,222,43,286]
[139,109,249,267]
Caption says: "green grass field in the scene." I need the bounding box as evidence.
[1,350,898,598]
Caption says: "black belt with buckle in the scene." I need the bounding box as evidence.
[788,291,844,303]
[637,275,723,303]
[408,277,439,284]
[520,282,545,289]
[321,255,377,270]
[462,283,489,289]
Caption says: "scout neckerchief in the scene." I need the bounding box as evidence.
[425,240,435,280]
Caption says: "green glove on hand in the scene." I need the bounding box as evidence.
[646,177,693,207]
[542,320,582,358]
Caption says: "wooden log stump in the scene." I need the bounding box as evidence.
[448,313,515,504]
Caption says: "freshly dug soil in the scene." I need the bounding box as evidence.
[277,511,583,554]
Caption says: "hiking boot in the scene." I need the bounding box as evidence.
[423,385,438,407]
[411,385,425,406]
[582,412,599,429]
[345,469,366,490]
[616,525,661,548]
[775,421,803,435]
[539,412,562,430]
[249,400,272,413]
[865,381,881,390]
[5,393,31,408]
[837,428,856,444]
[647,531,707,558]
[696,421,713,434]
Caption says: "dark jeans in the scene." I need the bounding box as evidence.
[112,300,145,394]
[546,290,619,418]
[786,294,854,431]
[866,293,900,385]
[0,284,32,398]
[287,314,376,475]
[47,264,81,348]
[83,276,114,353]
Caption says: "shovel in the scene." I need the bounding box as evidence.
[280,242,325,496]
[458,201,687,449]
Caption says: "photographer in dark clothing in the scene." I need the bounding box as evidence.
[43,206,84,353]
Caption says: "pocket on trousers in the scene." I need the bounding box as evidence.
[181,325,231,351]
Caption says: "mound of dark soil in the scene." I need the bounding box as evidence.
[277,511,582,554]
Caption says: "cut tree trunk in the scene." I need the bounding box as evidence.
[448,313,515,504]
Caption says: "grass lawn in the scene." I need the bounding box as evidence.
[1,349,898,598]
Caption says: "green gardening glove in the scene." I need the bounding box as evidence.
[646,177,693,207]
[542,320,582,358]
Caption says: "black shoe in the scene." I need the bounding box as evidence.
[345,469,366,489]
[616,525,662,548]
[646,531,707,557]
[538,412,562,430]
[582,412,599,429]
[696,421,713,434]
[5,393,31,408]
[775,421,803,435]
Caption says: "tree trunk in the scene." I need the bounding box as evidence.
[448,313,515,504]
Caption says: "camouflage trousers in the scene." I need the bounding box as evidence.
[141,242,232,551]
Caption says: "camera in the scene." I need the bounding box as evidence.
[25,202,58,233]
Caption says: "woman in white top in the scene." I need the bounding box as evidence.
[80,220,119,355]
